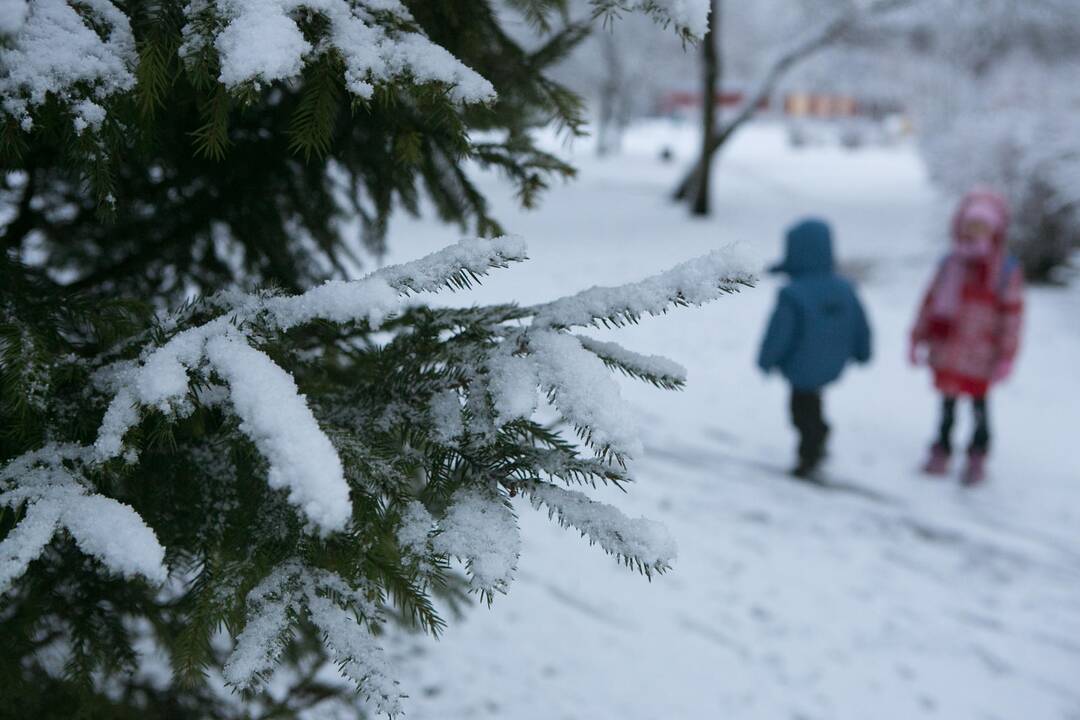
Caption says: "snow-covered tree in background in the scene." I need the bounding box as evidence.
[779,0,1080,279]
[901,1,1080,280]
[0,1,746,717]
[916,56,1080,280]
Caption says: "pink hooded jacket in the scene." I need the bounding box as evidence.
[911,189,1025,397]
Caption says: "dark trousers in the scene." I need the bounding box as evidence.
[791,390,829,463]
[936,395,990,454]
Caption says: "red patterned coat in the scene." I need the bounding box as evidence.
[911,257,1024,397]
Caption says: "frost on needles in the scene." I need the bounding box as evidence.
[0,236,753,713]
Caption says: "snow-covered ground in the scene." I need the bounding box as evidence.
[380,121,1080,720]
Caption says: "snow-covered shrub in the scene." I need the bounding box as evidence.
[916,58,1080,280]
[0,236,753,715]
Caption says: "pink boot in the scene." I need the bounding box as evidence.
[962,450,987,487]
[922,444,950,476]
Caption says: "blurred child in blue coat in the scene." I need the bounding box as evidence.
[758,219,872,477]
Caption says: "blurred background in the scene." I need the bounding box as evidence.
[379,2,1080,718]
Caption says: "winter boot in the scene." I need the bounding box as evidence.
[961,450,987,487]
[922,444,950,476]
[791,455,824,482]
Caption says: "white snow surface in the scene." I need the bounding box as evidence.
[377,120,1080,720]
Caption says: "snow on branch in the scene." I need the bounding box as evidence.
[576,335,687,390]
[0,0,496,132]
[91,237,526,533]
[486,344,540,426]
[187,0,496,103]
[524,481,676,576]
[528,246,754,329]
[0,444,168,594]
[262,235,527,328]
[307,593,402,716]
[0,0,135,132]
[431,488,520,597]
[374,236,528,294]
[528,330,642,459]
[223,563,300,689]
[224,562,400,713]
[205,332,352,534]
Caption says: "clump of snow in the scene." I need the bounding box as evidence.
[397,501,435,557]
[0,499,62,593]
[60,493,169,582]
[528,330,642,458]
[0,0,136,128]
[94,317,230,460]
[486,348,539,426]
[0,0,29,36]
[0,445,168,593]
[213,0,311,87]
[433,488,520,594]
[184,0,496,105]
[205,332,351,535]
[429,389,464,444]
[530,246,754,329]
[526,482,677,571]
[263,277,400,331]
[72,98,106,135]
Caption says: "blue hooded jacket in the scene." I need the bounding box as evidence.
[757,219,872,390]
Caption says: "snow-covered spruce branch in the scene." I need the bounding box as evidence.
[527,246,754,329]
[521,480,676,577]
[575,335,687,390]
[0,237,753,711]
[223,562,402,716]
[0,0,494,134]
[92,237,529,535]
[0,444,167,593]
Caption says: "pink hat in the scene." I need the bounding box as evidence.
[951,188,1010,245]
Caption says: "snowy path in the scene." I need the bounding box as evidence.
[382,123,1080,720]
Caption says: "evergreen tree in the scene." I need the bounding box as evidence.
[0,1,744,717]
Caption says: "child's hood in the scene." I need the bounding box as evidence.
[951,188,1010,249]
[769,218,835,276]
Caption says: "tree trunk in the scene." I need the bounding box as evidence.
[690,0,720,216]
[673,0,915,204]
[596,31,622,157]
